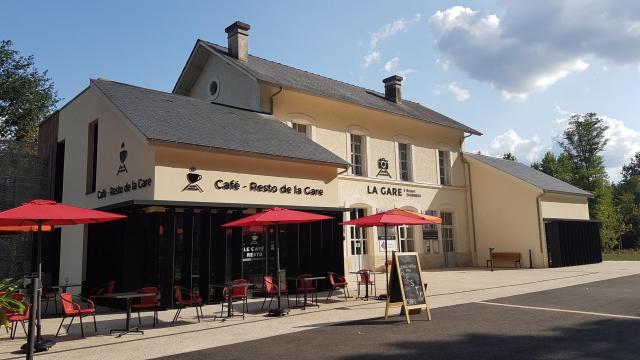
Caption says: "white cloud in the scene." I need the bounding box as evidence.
[362,51,380,67]
[429,2,640,100]
[447,82,471,101]
[436,58,450,71]
[384,57,399,72]
[397,68,416,77]
[370,13,422,48]
[483,129,550,163]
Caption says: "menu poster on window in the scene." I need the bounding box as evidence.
[378,240,398,252]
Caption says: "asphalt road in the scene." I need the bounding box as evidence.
[158,274,640,360]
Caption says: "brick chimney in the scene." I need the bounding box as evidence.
[383,75,403,103]
[225,21,251,62]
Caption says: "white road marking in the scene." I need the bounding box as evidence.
[477,301,640,320]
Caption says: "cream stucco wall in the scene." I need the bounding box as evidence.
[56,84,155,286]
[153,146,340,209]
[466,157,546,268]
[189,54,261,111]
[540,193,590,220]
[267,87,473,271]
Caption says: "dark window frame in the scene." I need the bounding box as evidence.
[86,120,99,194]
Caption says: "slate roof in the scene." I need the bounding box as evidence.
[193,41,481,136]
[464,153,592,197]
[91,79,349,167]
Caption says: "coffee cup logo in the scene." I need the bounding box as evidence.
[117,142,128,175]
[182,167,204,192]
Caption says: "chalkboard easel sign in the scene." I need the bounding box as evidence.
[384,252,431,324]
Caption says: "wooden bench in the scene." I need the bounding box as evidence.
[486,251,521,271]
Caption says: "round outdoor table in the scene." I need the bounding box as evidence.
[211,282,253,319]
[288,276,324,310]
[349,271,382,300]
[105,291,156,337]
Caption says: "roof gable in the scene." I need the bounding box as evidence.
[175,40,481,136]
[91,79,349,167]
[464,153,592,197]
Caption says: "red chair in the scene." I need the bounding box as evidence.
[261,275,290,311]
[89,281,115,309]
[172,286,203,323]
[131,287,159,327]
[7,304,30,340]
[356,270,376,299]
[295,274,317,309]
[326,272,349,300]
[56,293,97,337]
[221,279,249,319]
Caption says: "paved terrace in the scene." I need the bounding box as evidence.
[1,261,639,359]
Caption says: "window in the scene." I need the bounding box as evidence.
[422,210,439,254]
[291,122,309,138]
[350,134,365,176]
[398,143,412,181]
[441,212,454,252]
[209,79,219,99]
[86,120,98,194]
[349,209,367,255]
[438,150,451,185]
[399,225,415,252]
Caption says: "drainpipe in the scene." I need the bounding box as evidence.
[535,193,545,268]
[462,156,479,267]
[269,86,283,115]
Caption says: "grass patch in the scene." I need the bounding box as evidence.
[603,250,640,261]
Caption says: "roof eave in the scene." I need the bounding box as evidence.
[542,189,594,198]
[258,80,482,136]
[148,138,350,169]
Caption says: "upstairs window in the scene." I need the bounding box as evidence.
[398,143,412,181]
[438,150,451,186]
[350,134,365,176]
[86,120,98,194]
[291,122,309,138]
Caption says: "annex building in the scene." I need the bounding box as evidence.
[39,21,598,306]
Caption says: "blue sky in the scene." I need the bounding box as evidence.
[3,0,639,181]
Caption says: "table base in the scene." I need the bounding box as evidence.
[110,328,144,337]
[267,307,289,317]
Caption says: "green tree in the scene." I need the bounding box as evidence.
[0,40,58,142]
[531,151,573,183]
[502,152,517,161]
[556,113,627,250]
[557,113,609,193]
[622,152,640,182]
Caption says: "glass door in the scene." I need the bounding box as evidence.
[398,225,415,252]
[349,208,370,271]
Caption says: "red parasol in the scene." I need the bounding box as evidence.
[222,208,332,316]
[340,208,441,299]
[0,200,126,358]
[222,207,332,227]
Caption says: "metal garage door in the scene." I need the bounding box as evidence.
[544,219,602,268]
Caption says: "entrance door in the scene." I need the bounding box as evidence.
[349,209,370,271]
[441,212,455,267]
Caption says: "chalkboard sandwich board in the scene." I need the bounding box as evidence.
[384,252,431,324]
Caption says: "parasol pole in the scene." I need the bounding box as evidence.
[384,224,389,297]
[276,223,282,309]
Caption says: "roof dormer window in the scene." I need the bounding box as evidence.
[209,78,220,100]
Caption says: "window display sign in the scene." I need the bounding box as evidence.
[378,239,398,252]
[242,233,265,261]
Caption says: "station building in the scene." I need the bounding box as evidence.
[39,22,597,306]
